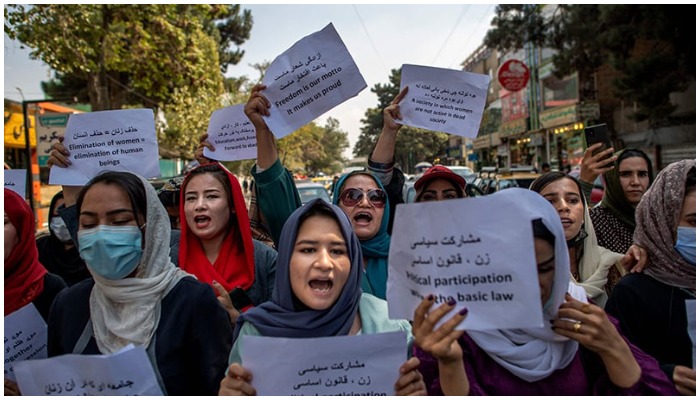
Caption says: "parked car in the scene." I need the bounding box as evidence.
[568,170,605,205]
[476,166,541,195]
[296,182,331,205]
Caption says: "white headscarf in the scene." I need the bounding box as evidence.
[88,173,192,354]
[467,189,588,382]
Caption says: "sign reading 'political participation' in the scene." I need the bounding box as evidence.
[4,169,27,198]
[387,188,545,331]
[242,332,406,396]
[48,109,161,185]
[204,105,257,162]
[398,64,490,139]
[261,23,367,138]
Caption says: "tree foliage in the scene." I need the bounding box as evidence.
[484,4,695,125]
[353,69,448,171]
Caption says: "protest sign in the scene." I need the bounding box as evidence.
[242,331,406,396]
[398,64,490,138]
[204,105,257,161]
[687,299,696,369]
[4,169,27,197]
[261,22,367,138]
[36,113,70,167]
[48,109,160,185]
[14,344,163,396]
[4,303,48,381]
[387,188,546,330]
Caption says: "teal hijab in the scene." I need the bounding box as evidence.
[332,171,391,299]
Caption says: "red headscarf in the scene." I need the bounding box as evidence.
[178,163,255,293]
[4,189,47,316]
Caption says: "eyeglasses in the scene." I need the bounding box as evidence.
[339,188,386,208]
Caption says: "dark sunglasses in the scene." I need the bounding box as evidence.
[339,188,386,208]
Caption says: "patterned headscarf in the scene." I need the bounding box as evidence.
[635,159,695,290]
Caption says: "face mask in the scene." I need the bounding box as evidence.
[49,217,73,243]
[78,225,143,280]
[675,226,696,265]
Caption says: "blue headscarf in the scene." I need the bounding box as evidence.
[233,199,363,341]
[332,171,391,299]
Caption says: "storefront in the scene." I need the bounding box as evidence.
[499,117,528,167]
[539,103,599,171]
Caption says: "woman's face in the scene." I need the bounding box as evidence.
[183,173,232,242]
[4,212,18,262]
[418,178,460,202]
[678,190,696,228]
[290,214,351,310]
[618,157,650,206]
[534,237,556,306]
[337,175,384,241]
[539,178,585,241]
[79,183,141,230]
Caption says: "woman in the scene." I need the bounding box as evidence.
[179,162,277,322]
[36,191,90,286]
[412,189,677,395]
[5,188,67,320]
[47,171,232,395]
[530,172,624,305]
[219,199,424,396]
[412,164,467,202]
[196,84,402,299]
[606,160,695,395]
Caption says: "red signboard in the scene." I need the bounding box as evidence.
[497,59,530,92]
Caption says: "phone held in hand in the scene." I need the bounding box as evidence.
[584,123,615,168]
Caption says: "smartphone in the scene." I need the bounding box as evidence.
[584,123,614,168]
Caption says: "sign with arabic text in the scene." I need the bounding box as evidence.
[4,303,48,381]
[204,105,257,161]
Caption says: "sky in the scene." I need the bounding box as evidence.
[3,4,497,159]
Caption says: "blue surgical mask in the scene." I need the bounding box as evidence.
[78,225,143,280]
[675,226,696,265]
[49,216,73,244]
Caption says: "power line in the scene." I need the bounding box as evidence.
[431,5,471,65]
[352,5,387,72]
[449,4,496,69]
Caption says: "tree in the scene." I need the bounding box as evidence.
[353,69,448,171]
[484,4,695,126]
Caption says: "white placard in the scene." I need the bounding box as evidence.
[387,188,544,330]
[48,109,161,185]
[4,169,27,197]
[398,64,490,138]
[203,105,257,161]
[14,344,163,396]
[4,303,48,381]
[687,299,696,369]
[261,22,367,138]
[242,331,406,396]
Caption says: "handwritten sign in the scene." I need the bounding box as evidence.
[203,104,257,161]
[4,303,48,381]
[687,299,696,369]
[261,22,367,138]
[4,169,27,198]
[48,109,161,185]
[241,331,406,396]
[14,344,163,396]
[398,64,490,138]
[387,188,544,330]
[36,113,71,167]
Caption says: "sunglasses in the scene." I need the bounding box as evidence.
[339,188,386,208]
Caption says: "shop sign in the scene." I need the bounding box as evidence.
[472,135,491,149]
[499,117,528,137]
[446,145,463,158]
[36,113,71,167]
[578,102,600,122]
[497,143,509,156]
[539,104,577,129]
[497,59,530,92]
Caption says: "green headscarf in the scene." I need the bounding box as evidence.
[600,149,654,229]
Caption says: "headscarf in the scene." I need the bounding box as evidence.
[37,191,90,286]
[468,188,588,382]
[232,199,363,342]
[332,171,391,299]
[635,159,695,290]
[178,163,256,293]
[600,149,654,229]
[4,189,47,316]
[87,172,191,354]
